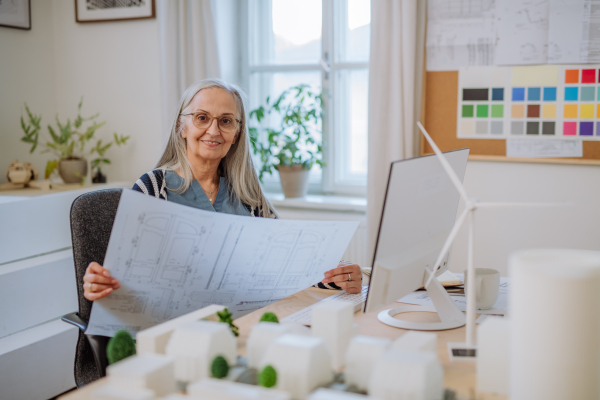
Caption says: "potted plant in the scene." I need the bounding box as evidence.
[249,84,324,198]
[20,99,129,184]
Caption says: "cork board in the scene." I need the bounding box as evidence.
[421,71,600,165]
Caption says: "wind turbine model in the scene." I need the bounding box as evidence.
[416,121,560,359]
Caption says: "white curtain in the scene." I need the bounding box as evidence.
[157,0,221,135]
[366,0,426,260]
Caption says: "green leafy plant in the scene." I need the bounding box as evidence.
[107,330,136,364]
[211,355,229,378]
[259,312,279,323]
[217,308,239,337]
[20,99,129,179]
[258,365,277,388]
[249,84,324,182]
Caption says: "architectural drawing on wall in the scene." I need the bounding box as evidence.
[86,190,359,337]
[457,65,600,140]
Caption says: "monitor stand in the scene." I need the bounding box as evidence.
[377,268,466,331]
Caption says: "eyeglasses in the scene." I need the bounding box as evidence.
[180,112,241,133]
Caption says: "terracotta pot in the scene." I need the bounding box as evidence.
[59,158,88,184]
[277,164,310,198]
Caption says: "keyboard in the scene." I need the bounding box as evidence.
[281,286,369,326]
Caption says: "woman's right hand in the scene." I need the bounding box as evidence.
[83,262,120,301]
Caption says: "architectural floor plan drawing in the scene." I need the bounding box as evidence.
[87,190,359,337]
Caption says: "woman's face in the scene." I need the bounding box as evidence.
[181,87,240,165]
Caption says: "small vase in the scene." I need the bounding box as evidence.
[59,158,88,184]
[277,164,311,198]
[92,170,107,184]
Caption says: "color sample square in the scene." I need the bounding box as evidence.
[491,104,504,118]
[581,104,594,118]
[542,104,556,118]
[564,104,578,118]
[492,88,504,101]
[565,87,579,101]
[565,69,579,84]
[512,104,525,118]
[596,122,600,136]
[580,122,594,136]
[543,87,557,101]
[581,86,595,101]
[597,87,600,101]
[597,104,600,117]
[461,120,474,135]
[542,121,555,135]
[527,104,540,118]
[462,105,474,117]
[491,121,503,134]
[512,87,525,101]
[511,121,524,135]
[528,87,541,101]
[476,104,489,118]
[564,121,577,136]
[582,69,596,84]
[476,121,488,134]
[463,88,489,101]
[526,121,539,135]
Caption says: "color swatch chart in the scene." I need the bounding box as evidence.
[457,65,600,140]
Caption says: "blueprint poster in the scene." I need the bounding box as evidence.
[87,190,359,336]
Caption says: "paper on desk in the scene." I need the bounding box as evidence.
[86,190,359,337]
[397,273,509,316]
[506,138,583,158]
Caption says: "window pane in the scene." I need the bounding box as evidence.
[335,69,368,182]
[249,71,323,182]
[250,0,322,66]
[334,0,371,63]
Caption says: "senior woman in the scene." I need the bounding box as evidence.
[82,79,362,301]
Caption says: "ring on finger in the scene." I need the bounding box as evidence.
[347,273,352,282]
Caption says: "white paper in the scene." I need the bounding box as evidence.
[397,273,509,316]
[506,138,583,158]
[548,0,600,64]
[86,190,359,336]
[426,0,496,71]
[495,0,550,65]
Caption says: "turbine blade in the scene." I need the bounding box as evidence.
[424,207,470,288]
[417,121,470,202]
[476,202,569,209]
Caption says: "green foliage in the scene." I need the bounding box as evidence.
[258,365,277,388]
[259,312,279,323]
[248,84,324,182]
[19,98,130,178]
[211,355,229,379]
[216,308,239,337]
[107,330,136,365]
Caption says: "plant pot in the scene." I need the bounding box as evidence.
[277,164,310,198]
[92,170,107,184]
[59,158,88,184]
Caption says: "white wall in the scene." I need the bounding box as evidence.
[447,161,600,277]
[0,0,163,185]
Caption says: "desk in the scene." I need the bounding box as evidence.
[59,288,506,400]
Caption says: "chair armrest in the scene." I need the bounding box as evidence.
[62,312,88,332]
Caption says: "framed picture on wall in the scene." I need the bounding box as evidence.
[75,0,155,23]
[0,0,31,30]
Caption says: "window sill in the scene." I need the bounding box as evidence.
[265,192,366,214]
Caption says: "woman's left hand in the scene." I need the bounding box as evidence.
[321,261,363,293]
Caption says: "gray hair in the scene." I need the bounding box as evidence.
[156,78,277,218]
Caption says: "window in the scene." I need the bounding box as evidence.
[244,0,370,195]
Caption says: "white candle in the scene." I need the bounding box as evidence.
[509,249,600,400]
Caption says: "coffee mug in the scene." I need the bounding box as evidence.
[463,268,500,310]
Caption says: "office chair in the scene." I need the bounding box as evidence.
[61,188,123,387]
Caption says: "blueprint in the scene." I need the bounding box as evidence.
[86,190,359,336]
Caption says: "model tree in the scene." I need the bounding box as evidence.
[211,355,229,379]
[217,308,239,337]
[259,365,277,388]
[259,312,279,323]
[107,330,136,364]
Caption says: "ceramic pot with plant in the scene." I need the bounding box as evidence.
[20,99,129,184]
[249,84,324,198]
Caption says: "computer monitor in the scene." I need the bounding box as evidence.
[364,148,469,330]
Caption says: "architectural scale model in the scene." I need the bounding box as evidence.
[476,316,509,395]
[165,320,237,382]
[391,331,437,354]
[92,303,450,399]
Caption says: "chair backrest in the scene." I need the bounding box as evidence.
[70,188,123,322]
